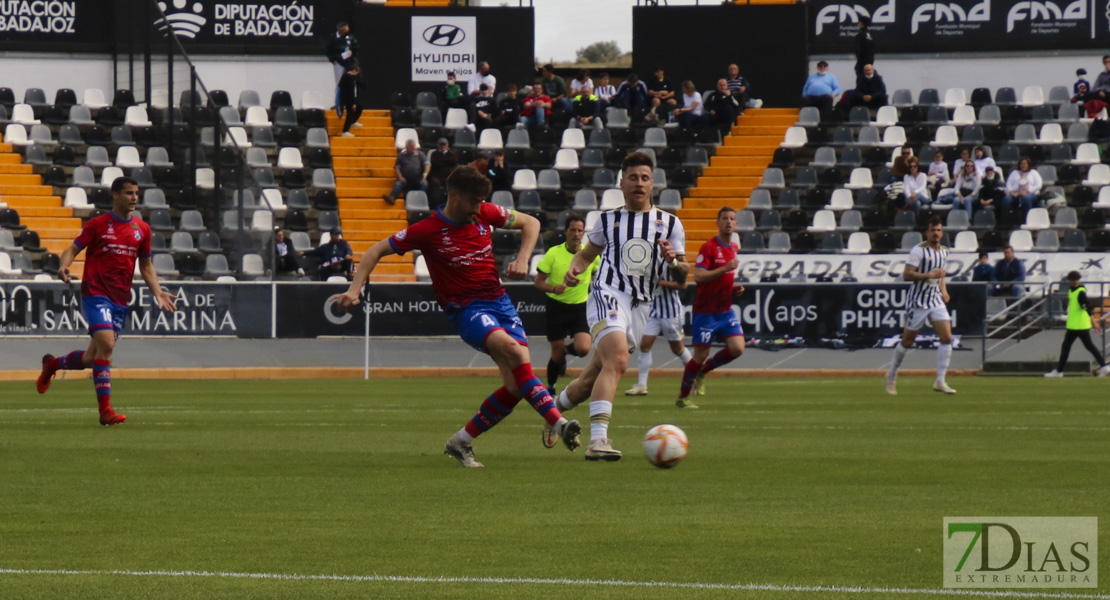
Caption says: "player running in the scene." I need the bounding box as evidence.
[547,152,688,461]
[336,165,581,468]
[886,215,956,395]
[625,256,692,396]
[675,206,745,409]
[533,214,599,395]
[36,177,178,425]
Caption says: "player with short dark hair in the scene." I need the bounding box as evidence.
[533,213,599,402]
[337,165,581,467]
[675,205,745,408]
[886,215,956,395]
[36,177,178,425]
[548,152,688,461]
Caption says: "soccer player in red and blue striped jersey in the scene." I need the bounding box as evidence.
[676,206,745,408]
[337,165,581,467]
[36,177,178,425]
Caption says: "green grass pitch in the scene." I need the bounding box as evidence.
[0,376,1107,599]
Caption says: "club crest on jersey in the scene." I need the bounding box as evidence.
[133,230,142,241]
[395,228,407,240]
[476,223,489,236]
[654,219,666,231]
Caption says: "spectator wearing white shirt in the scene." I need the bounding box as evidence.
[1004,157,1042,218]
[594,72,616,102]
[972,145,998,178]
[570,69,594,95]
[902,160,929,215]
[926,151,950,197]
[673,80,704,129]
[950,148,971,181]
[951,161,981,213]
[467,61,496,96]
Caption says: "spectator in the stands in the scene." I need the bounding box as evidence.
[976,165,1004,213]
[951,160,981,213]
[468,61,496,96]
[570,69,593,95]
[492,84,522,129]
[846,64,887,109]
[541,64,572,113]
[855,16,875,77]
[891,148,912,180]
[300,228,353,281]
[428,137,457,195]
[992,245,1026,297]
[801,60,841,117]
[646,66,678,124]
[594,72,616,108]
[338,61,364,137]
[613,73,649,109]
[486,149,510,192]
[325,21,358,117]
[902,159,929,214]
[471,83,497,131]
[725,63,750,109]
[972,145,997,178]
[672,80,704,129]
[926,151,950,197]
[1073,68,1090,101]
[519,83,551,130]
[382,139,429,206]
[1004,156,1042,218]
[703,78,741,132]
[1077,56,1110,115]
[274,228,301,276]
[971,251,994,282]
[950,148,972,182]
[444,71,465,109]
[572,85,600,128]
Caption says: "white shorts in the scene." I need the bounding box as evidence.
[905,305,951,331]
[588,288,650,349]
[644,315,684,342]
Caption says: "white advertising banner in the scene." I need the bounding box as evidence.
[410,16,476,82]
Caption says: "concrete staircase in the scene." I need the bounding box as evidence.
[326,110,415,282]
[678,108,797,241]
[0,143,84,276]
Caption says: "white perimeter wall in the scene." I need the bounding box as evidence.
[810,52,1106,101]
[0,53,336,107]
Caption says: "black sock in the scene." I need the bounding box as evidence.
[547,359,559,388]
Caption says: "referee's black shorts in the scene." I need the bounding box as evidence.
[545,297,589,342]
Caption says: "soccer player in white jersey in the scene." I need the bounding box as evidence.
[546,152,689,461]
[624,259,692,396]
[886,216,956,395]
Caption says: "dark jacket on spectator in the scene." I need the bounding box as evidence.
[325,32,359,67]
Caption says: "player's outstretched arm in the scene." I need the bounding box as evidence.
[138,256,178,312]
[564,241,603,287]
[338,238,395,309]
[504,210,539,280]
[56,243,82,284]
[693,256,738,284]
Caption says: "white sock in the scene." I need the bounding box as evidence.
[589,400,612,442]
[637,349,652,387]
[455,428,474,444]
[679,347,693,363]
[890,344,909,375]
[936,343,952,383]
[556,387,574,411]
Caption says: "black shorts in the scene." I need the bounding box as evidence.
[545,297,589,342]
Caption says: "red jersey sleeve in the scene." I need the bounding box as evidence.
[694,240,713,269]
[388,220,433,255]
[73,218,97,250]
[480,201,512,228]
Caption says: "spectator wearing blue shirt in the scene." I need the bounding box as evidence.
[300,228,353,281]
[992,246,1026,297]
[801,60,841,118]
[971,251,994,282]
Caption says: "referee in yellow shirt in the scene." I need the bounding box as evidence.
[534,214,600,393]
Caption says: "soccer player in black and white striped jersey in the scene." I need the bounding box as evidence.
[886,216,956,395]
[545,152,689,461]
[625,257,693,396]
